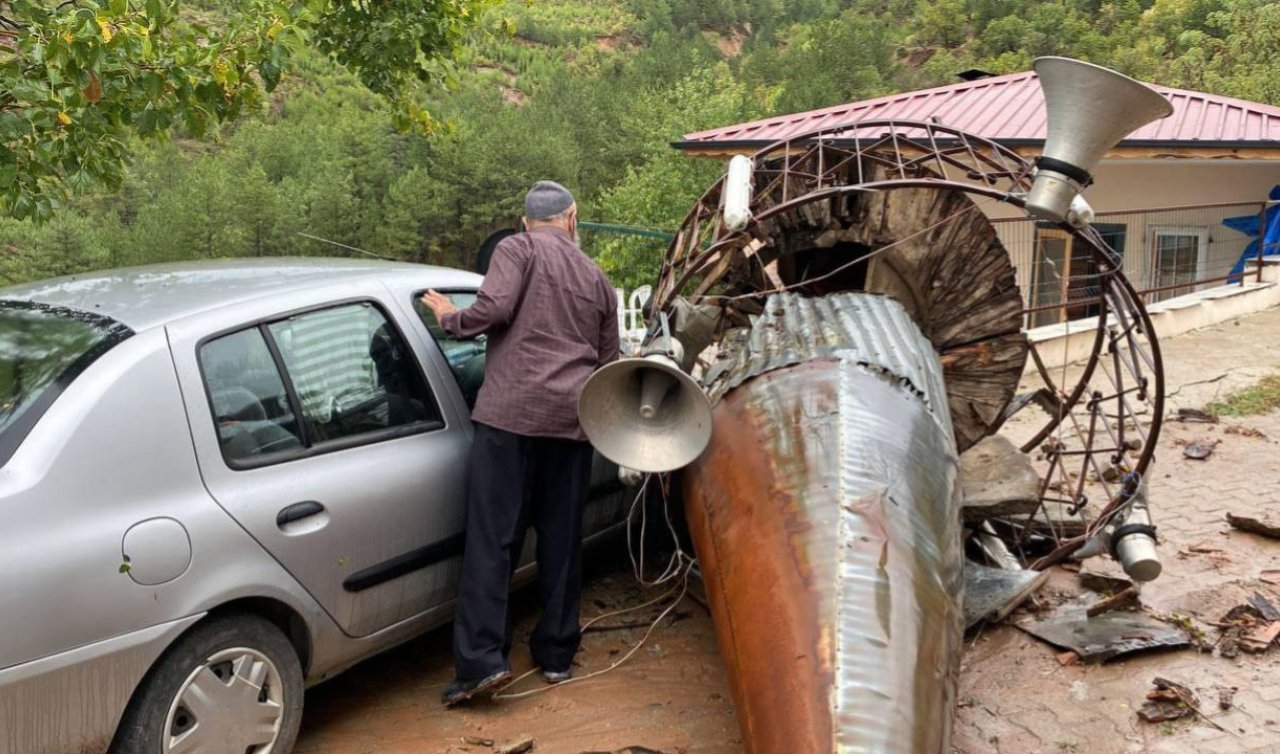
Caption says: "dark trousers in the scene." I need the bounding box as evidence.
[452,423,594,680]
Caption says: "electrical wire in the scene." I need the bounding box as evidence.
[492,473,696,701]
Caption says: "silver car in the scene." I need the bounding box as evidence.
[0,259,629,754]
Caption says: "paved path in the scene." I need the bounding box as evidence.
[955,305,1280,753]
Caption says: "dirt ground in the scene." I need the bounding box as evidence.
[296,305,1280,754]
[294,560,741,754]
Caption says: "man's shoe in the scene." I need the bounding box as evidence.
[542,668,572,684]
[442,669,511,707]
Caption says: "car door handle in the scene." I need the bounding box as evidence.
[277,501,325,527]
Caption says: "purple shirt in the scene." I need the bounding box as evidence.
[441,226,620,440]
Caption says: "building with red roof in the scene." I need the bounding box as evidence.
[676,70,1280,323]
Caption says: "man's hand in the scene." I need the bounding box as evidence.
[421,290,458,320]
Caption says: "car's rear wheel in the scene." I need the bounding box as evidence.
[111,612,304,754]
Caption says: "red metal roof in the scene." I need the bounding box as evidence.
[677,70,1280,150]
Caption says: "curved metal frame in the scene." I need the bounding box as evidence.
[652,118,1165,565]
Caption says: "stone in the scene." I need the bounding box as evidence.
[959,435,1041,523]
[495,734,535,754]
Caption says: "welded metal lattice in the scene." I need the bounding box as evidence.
[650,119,1165,565]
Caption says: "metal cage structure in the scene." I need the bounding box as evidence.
[649,119,1165,567]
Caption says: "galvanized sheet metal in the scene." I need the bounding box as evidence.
[684,292,963,753]
[701,292,953,440]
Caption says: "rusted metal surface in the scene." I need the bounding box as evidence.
[652,125,1031,452]
[683,292,962,753]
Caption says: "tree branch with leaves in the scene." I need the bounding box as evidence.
[1,0,492,220]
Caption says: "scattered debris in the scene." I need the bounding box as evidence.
[1056,650,1081,667]
[1014,603,1190,664]
[1142,677,1236,735]
[1183,440,1219,460]
[1138,677,1197,723]
[1248,592,1280,621]
[1242,621,1280,653]
[1225,424,1267,439]
[1079,572,1133,594]
[963,561,1050,629]
[578,748,668,754]
[1261,569,1280,586]
[1174,408,1219,423]
[960,436,1041,523]
[976,521,1022,570]
[462,736,496,747]
[495,734,535,754]
[1226,512,1280,539]
[1086,586,1140,617]
[1218,687,1237,711]
[1098,463,1126,483]
[1186,544,1223,554]
[1024,502,1089,537]
[1218,625,1242,658]
[1214,599,1280,654]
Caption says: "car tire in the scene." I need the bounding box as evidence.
[110,612,304,754]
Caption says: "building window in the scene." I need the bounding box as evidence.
[1150,226,1208,302]
[1027,223,1128,327]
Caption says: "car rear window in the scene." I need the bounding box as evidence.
[0,302,133,466]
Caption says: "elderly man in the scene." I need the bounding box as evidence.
[421,181,620,706]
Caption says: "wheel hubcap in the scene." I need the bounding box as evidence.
[164,647,285,754]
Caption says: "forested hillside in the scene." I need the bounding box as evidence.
[3,0,1278,289]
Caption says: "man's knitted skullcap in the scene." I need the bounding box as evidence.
[524,180,576,220]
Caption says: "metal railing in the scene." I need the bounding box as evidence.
[993,200,1272,328]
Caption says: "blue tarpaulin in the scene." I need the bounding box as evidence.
[1224,185,1280,282]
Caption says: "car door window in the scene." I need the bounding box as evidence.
[199,301,443,468]
[199,328,304,463]
[267,302,441,444]
[412,292,486,409]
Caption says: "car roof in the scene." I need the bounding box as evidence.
[0,258,483,331]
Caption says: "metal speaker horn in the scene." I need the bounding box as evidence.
[578,353,713,473]
[1027,57,1173,223]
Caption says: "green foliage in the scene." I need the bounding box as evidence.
[590,64,758,289]
[0,0,490,219]
[4,0,1280,294]
[745,9,898,113]
[1204,374,1280,417]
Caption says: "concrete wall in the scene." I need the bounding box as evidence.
[981,160,1279,306]
[1088,160,1280,210]
[1024,259,1280,372]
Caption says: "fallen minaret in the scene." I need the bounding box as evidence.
[581,57,1174,752]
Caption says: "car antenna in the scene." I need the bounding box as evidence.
[296,232,397,261]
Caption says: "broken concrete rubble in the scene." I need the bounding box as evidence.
[494,734,535,754]
[1138,678,1197,723]
[960,436,1042,523]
